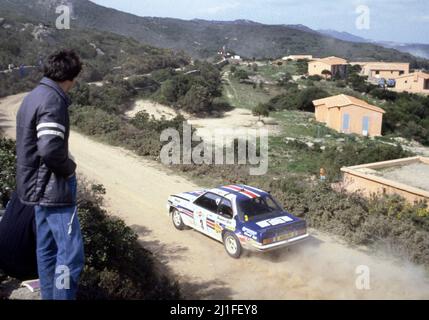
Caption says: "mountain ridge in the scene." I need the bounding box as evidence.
[1,0,428,65]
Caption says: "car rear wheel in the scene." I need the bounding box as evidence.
[223,232,242,259]
[172,209,185,230]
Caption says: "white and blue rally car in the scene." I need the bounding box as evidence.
[167,184,309,258]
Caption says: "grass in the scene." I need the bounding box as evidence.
[222,72,277,110]
[256,62,299,81]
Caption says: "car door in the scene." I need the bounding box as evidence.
[193,192,222,237]
[212,198,236,242]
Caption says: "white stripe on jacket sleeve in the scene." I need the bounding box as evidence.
[36,122,66,133]
[37,130,65,139]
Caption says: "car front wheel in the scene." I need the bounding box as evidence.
[223,232,242,259]
[172,209,185,230]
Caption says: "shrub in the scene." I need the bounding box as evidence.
[252,103,270,120]
[307,75,323,81]
[234,69,249,80]
[0,138,16,207]
[264,87,329,112]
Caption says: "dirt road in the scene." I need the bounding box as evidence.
[127,99,279,143]
[1,93,428,299]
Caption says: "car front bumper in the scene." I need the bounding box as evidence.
[245,233,309,252]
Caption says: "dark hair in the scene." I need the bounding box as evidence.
[43,49,83,82]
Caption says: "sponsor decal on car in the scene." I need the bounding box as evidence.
[255,216,293,228]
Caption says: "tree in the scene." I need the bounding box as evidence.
[252,103,270,121]
[180,84,212,114]
[321,69,332,80]
[296,59,309,75]
[277,72,292,86]
[234,69,249,80]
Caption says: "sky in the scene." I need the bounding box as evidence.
[90,0,429,44]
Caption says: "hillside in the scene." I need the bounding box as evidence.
[318,29,429,60]
[0,9,189,97]
[1,0,428,66]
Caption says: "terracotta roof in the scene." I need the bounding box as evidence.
[313,94,385,113]
[395,71,429,80]
[311,56,348,66]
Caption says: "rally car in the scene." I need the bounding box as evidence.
[167,185,309,258]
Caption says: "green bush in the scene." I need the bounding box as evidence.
[268,180,429,266]
[382,94,429,145]
[233,69,249,80]
[0,138,16,207]
[264,87,329,112]
[152,61,224,114]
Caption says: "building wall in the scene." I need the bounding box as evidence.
[308,61,331,76]
[395,76,429,94]
[361,63,409,79]
[342,172,428,203]
[331,65,348,78]
[319,105,383,136]
[326,107,341,132]
[370,70,405,79]
[340,105,383,136]
[308,62,347,78]
[314,104,328,123]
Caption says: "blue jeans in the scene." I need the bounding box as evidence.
[35,175,85,300]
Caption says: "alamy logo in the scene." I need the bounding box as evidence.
[355,265,371,290]
[56,5,71,30]
[355,5,370,30]
[55,265,71,290]
[160,123,268,175]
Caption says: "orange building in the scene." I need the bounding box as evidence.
[308,56,348,78]
[352,62,410,79]
[312,94,385,137]
[394,71,429,94]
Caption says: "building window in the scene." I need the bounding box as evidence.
[342,113,350,132]
[424,79,429,90]
[362,116,370,136]
[399,71,404,75]
[375,71,380,75]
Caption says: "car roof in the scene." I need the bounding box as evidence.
[208,184,270,202]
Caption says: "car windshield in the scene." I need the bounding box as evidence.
[236,195,283,221]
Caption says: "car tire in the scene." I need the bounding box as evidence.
[223,231,242,259]
[171,209,186,230]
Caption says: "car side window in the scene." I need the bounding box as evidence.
[194,193,221,213]
[217,198,233,219]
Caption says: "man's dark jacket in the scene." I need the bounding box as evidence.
[16,77,76,207]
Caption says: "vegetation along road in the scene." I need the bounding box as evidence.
[1,93,428,299]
